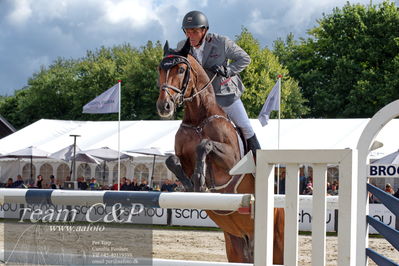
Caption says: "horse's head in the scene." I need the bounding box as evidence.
[156,39,194,119]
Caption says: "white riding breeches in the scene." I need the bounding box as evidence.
[221,99,255,140]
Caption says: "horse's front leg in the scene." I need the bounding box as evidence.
[165,155,194,192]
[193,138,238,191]
[192,139,213,192]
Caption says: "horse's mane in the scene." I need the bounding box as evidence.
[187,54,215,94]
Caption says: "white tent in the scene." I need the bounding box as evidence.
[0,118,398,160]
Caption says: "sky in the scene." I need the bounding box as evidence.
[0,0,391,96]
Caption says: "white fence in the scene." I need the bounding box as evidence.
[255,149,358,266]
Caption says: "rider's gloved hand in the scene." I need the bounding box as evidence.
[210,65,232,77]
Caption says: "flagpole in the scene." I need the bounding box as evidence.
[257,76,282,193]
[117,80,121,191]
[277,75,282,195]
[278,75,282,150]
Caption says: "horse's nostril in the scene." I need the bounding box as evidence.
[165,102,171,111]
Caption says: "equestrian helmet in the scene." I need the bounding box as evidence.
[182,11,209,30]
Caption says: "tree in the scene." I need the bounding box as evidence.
[0,42,164,129]
[0,29,308,129]
[236,28,309,119]
[274,1,399,118]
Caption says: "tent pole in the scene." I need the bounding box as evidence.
[150,155,156,188]
[30,156,33,185]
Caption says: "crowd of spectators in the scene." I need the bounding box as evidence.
[2,174,399,200]
[368,182,399,203]
[1,174,186,193]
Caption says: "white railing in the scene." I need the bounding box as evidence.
[255,149,357,266]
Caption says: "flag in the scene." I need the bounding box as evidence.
[83,83,119,114]
[258,80,280,126]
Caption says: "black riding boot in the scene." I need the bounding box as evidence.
[247,134,261,156]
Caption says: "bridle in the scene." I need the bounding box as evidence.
[159,54,216,107]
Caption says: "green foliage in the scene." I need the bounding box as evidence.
[274,1,399,118]
[236,29,309,119]
[0,42,164,129]
[0,29,308,129]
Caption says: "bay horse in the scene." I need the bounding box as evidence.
[156,39,284,264]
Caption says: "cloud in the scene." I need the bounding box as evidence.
[0,0,390,96]
[5,0,32,26]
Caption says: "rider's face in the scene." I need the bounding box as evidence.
[184,28,206,48]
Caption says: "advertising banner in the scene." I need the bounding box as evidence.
[0,203,395,234]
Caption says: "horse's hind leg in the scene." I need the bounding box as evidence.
[165,155,194,192]
[273,208,285,264]
[223,232,253,263]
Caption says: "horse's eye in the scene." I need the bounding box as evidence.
[178,67,185,74]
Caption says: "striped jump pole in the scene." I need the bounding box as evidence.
[0,189,253,213]
[0,189,339,210]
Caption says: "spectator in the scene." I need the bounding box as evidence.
[49,175,57,189]
[101,184,110,190]
[327,184,338,196]
[161,179,174,192]
[385,183,395,195]
[13,175,25,188]
[78,177,88,190]
[303,182,313,195]
[55,179,63,189]
[139,180,152,191]
[132,177,140,191]
[111,177,126,190]
[394,188,399,199]
[5,178,14,188]
[299,174,307,195]
[89,178,100,190]
[121,178,133,191]
[34,175,43,189]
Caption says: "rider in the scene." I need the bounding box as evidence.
[178,10,261,155]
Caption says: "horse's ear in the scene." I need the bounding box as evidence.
[163,41,170,56]
[178,38,191,57]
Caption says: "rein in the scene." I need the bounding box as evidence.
[159,55,216,107]
[182,73,216,104]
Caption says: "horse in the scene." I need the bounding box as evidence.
[156,39,284,264]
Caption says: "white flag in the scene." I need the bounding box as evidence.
[258,80,280,126]
[83,83,119,114]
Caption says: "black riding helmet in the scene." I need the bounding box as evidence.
[182,11,209,30]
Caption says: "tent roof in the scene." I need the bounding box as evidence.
[0,118,397,160]
[0,114,16,139]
